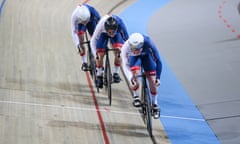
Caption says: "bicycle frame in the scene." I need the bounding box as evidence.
[82,33,99,92]
[103,46,120,106]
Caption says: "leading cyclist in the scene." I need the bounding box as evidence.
[71,4,101,71]
[90,14,129,88]
[121,33,162,119]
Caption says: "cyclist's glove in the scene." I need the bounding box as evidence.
[77,44,85,56]
[130,77,139,90]
[155,78,160,86]
[96,54,99,60]
[76,44,81,54]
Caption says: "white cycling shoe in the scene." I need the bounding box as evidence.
[152,104,160,119]
[132,96,141,107]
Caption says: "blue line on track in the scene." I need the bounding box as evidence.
[119,0,220,143]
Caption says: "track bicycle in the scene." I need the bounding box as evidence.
[82,33,99,92]
[103,46,121,106]
[134,72,154,137]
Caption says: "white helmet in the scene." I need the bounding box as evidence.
[128,33,144,50]
[76,5,90,21]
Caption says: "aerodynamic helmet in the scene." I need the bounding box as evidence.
[104,16,118,32]
[128,33,144,51]
[76,5,90,21]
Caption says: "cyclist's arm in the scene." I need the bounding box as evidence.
[115,15,129,41]
[119,22,129,41]
[146,37,162,79]
[71,8,80,47]
[155,56,162,80]
[121,42,133,82]
[90,15,109,58]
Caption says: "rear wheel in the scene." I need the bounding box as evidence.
[87,47,93,78]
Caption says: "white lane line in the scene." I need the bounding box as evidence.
[0,100,139,115]
[0,100,205,121]
[160,115,205,121]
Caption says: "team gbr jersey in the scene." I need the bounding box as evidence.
[90,14,129,57]
[71,4,100,47]
[121,35,162,81]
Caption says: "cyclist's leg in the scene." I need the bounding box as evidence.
[95,33,108,88]
[129,56,142,107]
[78,24,88,71]
[142,55,160,119]
[110,33,124,83]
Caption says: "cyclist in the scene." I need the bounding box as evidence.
[71,4,100,71]
[90,14,129,88]
[121,33,162,119]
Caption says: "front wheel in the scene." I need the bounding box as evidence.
[88,52,99,93]
[145,87,153,137]
[141,77,153,137]
[105,56,112,106]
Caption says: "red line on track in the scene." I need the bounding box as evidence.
[85,72,110,144]
[218,0,240,38]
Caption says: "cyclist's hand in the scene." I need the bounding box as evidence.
[130,77,139,90]
[95,54,99,60]
[77,44,85,55]
[76,44,81,54]
[155,78,160,86]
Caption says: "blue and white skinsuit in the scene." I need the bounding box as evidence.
[121,34,162,104]
[71,4,101,48]
[90,14,129,76]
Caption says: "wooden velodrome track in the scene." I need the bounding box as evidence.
[0,0,170,143]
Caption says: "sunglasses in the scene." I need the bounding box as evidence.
[107,29,117,36]
[129,42,143,51]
